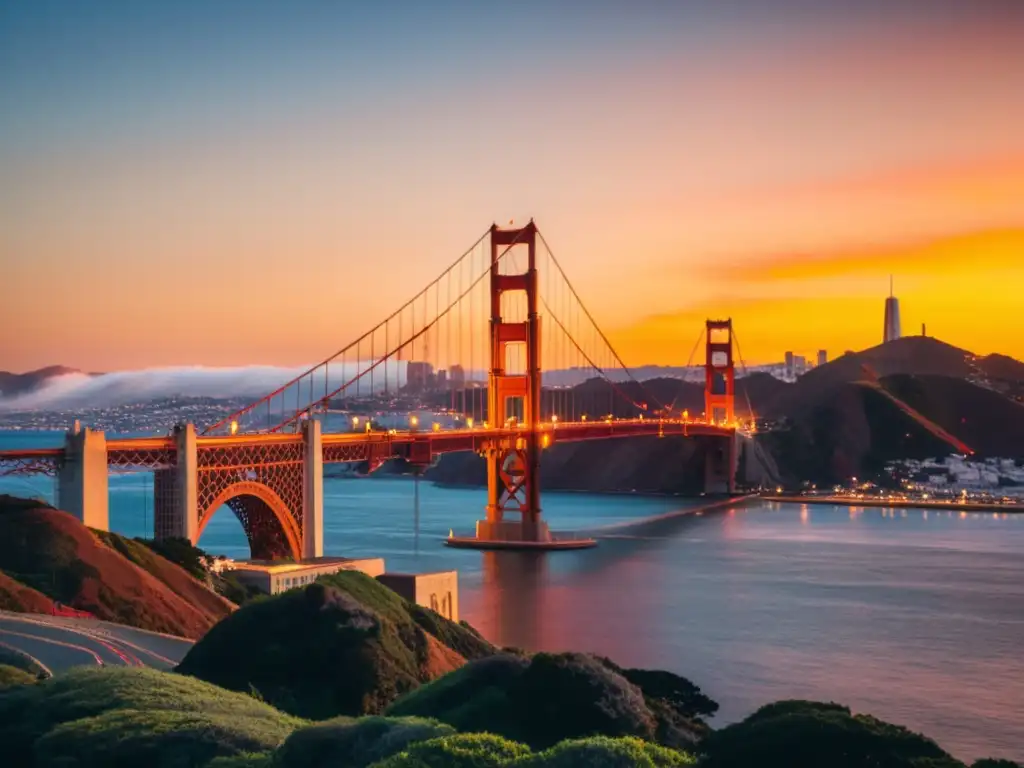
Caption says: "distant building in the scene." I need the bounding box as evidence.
[817,350,828,367]
[883,276,902,343]
[406,361,435,392]
[784,351,794,379]
[228,557,384,596]
[435,369,448,389]
[793,355,807,376]
[448,364,466,388]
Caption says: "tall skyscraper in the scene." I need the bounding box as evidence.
[784,351,794,379]
[817,350,828,367]
[883,276,901,343]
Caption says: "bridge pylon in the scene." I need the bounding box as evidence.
[473,221,551,544]
[704,318,735,425]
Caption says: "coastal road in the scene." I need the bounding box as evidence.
[0,611,194,674]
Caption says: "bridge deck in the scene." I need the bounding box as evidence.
[0,419,737,476]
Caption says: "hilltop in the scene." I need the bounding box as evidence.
[0,496,234,638]
[0,366,84,397]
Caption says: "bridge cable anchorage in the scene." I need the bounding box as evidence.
[536,229,667,414]
[202,226,496,435]
[236,227,530,435]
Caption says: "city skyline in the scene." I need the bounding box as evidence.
[2,1,1024,371]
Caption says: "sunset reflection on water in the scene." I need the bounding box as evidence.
[458,504,1024,762]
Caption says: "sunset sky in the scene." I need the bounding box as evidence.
[2,1,1023,371]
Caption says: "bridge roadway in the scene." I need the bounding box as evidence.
[0,611,194,673]
[0,418,737,469]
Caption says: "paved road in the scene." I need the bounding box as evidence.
[0,611,194,674]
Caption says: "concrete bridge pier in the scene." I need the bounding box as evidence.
[302,418,324,559]
[703,432,738,495]
[57,422,109,531]
[154,423,198,542]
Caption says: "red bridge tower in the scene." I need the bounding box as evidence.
[473,221,551,544]
[704,319,735,425]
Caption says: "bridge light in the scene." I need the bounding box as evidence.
[682,410,689,421]
[466,417,474,428]
[410,415,419,428]
[541,434,550,448]
[551,414,558,424]
[581,414,587,422]
[352,416,360,428]
[432,422,440,432]
[230,420,238,435]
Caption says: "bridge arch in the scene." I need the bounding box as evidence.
[198,481,302,561]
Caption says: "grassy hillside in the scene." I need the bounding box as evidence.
[94,530,237,616]
[0,664,1015,767]
[0,568,56,614]
[0,666,302,768]
[177,570,494,719]
[0,496,233,638]
[387,651,717,751]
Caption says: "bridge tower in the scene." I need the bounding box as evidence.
[473,221,550,544]
[704,319,735,425]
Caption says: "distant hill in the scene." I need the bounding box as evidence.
[0,366,84,397]
[759,372,1024,485]
[0,496,234,638]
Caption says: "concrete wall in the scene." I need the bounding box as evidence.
[302,419,324,558]
[377,571,459,622]
[57,425,108,530]
[231,557,385,595]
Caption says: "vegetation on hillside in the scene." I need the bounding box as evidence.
[1,664,1019,768]
[0,646,49,678]
[0,498,233,638]
[0,663,38,689]
[95,530,257,605]
[701,700,962,768]
[387,651,716,751]
[0,666,302,768]
[177,571,493,719]
[0,568,56,614]
[274,715,455,768]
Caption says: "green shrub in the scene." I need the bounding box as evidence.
[178,572,489,719]
[33,707,293,767]
[700,700,961,768]
[0,666,301,768]
[206,755,274,768]
[275,715,455,768]
[0,646,48,677]
[389,652,678,750]
[0,663,38,689]
[388,653,529,734]
[368,733,531,768]
[519,735,694,767]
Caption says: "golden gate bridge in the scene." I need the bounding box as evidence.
[0,222,746,557]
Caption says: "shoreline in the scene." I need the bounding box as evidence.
[763,494,1024,513]
[589,493,759,534]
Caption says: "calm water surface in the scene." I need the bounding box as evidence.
[2,431,1022,761]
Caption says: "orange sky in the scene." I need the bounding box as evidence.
[2,3,1023,370]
